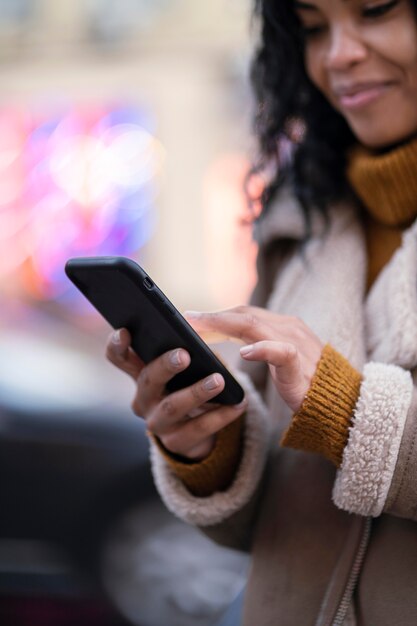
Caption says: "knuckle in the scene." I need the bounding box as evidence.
[233,305,248,315]
[245,312,259,329]
[285,343,298,360]
[160,398,177,418]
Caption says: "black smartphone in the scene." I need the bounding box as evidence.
[65,256,244,405]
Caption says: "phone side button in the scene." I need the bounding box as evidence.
[154,289,165,302]
[164,302,176,315]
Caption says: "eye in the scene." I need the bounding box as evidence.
[363,0,399,18]
[301,24,326,38]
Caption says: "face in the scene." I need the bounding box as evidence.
[294,0,417,149]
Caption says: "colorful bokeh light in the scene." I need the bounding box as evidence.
[0,103,164,300]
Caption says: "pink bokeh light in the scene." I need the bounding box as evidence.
[0,103,164,301]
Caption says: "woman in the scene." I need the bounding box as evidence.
[106,1,417,624]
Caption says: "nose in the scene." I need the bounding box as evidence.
[325,24,368,71]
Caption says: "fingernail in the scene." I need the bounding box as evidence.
[170,349,183,367]
[240,345,254,356]
[184,310,202,319]
[203,374,221,391]
[234,398,248,410]
[112,330,122,345]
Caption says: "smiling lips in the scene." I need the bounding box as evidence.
[333,81,395,110]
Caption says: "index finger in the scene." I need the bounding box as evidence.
[184,306,285,344]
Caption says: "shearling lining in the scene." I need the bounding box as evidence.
[333,362,413,516]
[150,371,271,526]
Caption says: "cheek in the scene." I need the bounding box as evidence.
[304,47,334,103]
[400,38,417,90]
[304,49,321,90]
[374,16,417,86]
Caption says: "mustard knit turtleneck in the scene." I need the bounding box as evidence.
[347,140,417,288]
[157,140,417,495]
[347,139,417,226]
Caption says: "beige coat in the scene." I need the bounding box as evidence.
[151,188,417,626]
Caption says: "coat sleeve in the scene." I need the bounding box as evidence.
[149,369,272,550]
[384,386,417,520]
[332,361,414,518]
[333,224,417,519]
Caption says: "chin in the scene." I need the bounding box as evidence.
[351,127,417,152]
[348,116,417,151]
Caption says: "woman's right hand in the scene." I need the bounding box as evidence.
[106,328,248,461]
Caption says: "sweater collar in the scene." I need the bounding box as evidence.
[346,138,417,227]
[254,185,328,246]
[254,185,357,247]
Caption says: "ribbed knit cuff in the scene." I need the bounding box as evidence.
[280,344,362,467]
[151,416,244,498]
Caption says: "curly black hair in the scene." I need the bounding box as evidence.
[249,0,416,225]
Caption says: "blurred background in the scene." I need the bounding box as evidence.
[0,1,257,625]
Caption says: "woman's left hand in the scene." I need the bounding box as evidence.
[185,306,324,413]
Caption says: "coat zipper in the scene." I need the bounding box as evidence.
[331,516,372,626]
